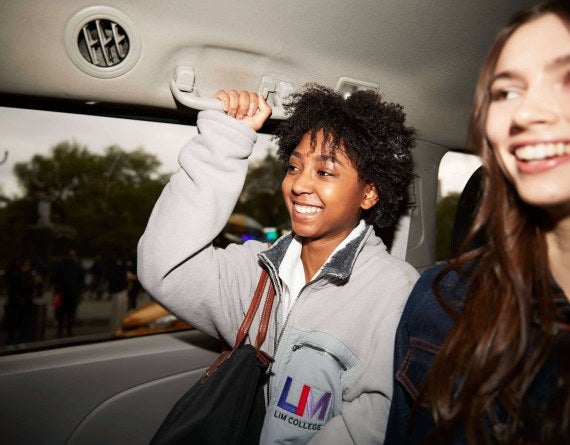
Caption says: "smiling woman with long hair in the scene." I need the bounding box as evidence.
[385,2,570,444]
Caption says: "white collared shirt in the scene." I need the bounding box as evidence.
[277,220,366,321]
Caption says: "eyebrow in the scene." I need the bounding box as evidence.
[290,150,345,166]
[489,71,515,85]
[490,52,570,85]
[546,53,570,70]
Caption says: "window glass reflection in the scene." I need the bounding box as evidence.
[0,107,274,353]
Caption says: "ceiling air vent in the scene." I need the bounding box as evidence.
[65,6,141,79]
[78,19,129,67]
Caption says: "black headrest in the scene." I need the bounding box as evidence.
[451,166,485,257]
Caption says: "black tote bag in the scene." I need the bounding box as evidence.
[150,269,276,445]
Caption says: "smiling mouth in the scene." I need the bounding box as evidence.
[293,204,322,215]
[514,142,570,161]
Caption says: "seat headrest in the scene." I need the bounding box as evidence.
[451,166,485,257]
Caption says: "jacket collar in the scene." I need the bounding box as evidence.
[259,224,374,284]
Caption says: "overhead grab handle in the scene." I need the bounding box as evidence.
[170,66,293,120]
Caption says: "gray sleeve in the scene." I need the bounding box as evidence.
[136,110,264,343]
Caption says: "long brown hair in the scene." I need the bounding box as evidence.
[421,2,570,443]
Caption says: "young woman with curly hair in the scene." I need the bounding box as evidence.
[138,84,418,443]
[385,2,570,444]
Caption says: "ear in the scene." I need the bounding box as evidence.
[360,184,379,210]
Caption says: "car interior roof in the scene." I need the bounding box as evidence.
[0,0,536,151]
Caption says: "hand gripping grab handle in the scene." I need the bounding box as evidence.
[170,66,293,120]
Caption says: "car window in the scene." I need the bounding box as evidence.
[436,151,482,261]
[0,106,275,353]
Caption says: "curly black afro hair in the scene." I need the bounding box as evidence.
[274,83,416,229]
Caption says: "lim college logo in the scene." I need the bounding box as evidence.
[274,376,333,431]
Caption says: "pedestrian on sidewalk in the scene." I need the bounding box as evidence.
[107,255,129,330]
[52,249,84,337]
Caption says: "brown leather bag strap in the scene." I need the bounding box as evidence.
[202,270,275,383]
[255,277,275,349]
[234,269,269,348]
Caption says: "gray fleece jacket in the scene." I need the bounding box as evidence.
[137,110,419,444]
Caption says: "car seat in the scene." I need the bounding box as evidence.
[451,166,485,257]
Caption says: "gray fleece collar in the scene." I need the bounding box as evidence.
[259,225,373,283]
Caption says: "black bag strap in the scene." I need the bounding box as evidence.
[234,268,275,349]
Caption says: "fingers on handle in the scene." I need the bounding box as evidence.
[214,90,229,112]
[252,95,272,130]
[227,89,239,117]
[236,91,252,119]
[247,92,259,117]
[257,95,272,119]
[215,90,260,118]
[213,89,272,130]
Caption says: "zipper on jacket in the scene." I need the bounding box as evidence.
[261,228,368,408]
[266,279,311,405]
[262,263,283,406]
[262,258,346,405]
[292,342,348,371]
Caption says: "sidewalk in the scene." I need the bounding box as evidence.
[0,291,151,345]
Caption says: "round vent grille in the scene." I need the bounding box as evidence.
[65,6,141,79]
[78,19,130,67]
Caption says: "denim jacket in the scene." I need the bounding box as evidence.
[385,263,570,444]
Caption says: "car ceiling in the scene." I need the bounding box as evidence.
[0,0,537,151]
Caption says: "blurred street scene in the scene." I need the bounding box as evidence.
[0,287,151,353]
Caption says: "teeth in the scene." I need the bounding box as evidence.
[515,142,570,161]
[294,204,322,214]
